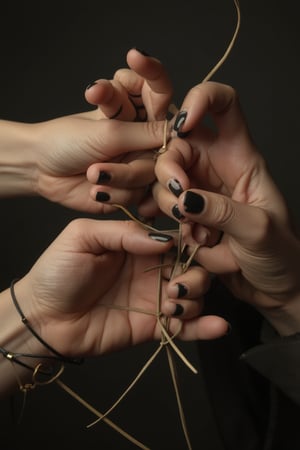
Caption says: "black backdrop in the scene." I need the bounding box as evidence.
[0,1,299,449]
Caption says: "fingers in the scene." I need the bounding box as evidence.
[87,157,155,190]
[113,68,147,121]
[126,48,174,120]
[178,189,268,242]
[84,48,173,122]
[85,79,137,121]
[172,188,271,273]
[61,219,229,340]
[154,137,193,195]
[172,81,248,138]
[87,155,155,210]
[161,265,209,319]
[62,218,174,255]
[84,118,170,159]
[171,314,230,341]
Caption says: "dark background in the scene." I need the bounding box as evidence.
[0,1,299,449]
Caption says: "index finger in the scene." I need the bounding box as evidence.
[173,81,249,138]
[155,137,193,194]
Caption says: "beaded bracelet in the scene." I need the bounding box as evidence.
[10,279,84,365]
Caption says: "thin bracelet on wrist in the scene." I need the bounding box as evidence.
[10,279,84,365]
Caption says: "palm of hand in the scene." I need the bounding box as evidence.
[32,249,166,357]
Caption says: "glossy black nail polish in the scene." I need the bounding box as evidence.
[97,171,111,184]
[96,192,110,202]
[183,191,205,214]
[168,179,183,197]
[172,204,184,220]
[173,111,187,132]
[172,304,184,317]
[177,283,188,298]
[148,232,173,242]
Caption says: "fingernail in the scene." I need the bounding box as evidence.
[96,192,110,202]
[183,191,205,214]
[172,303,184,317]
[134,47,151,57]
[173,110,187,135]
[177,283,188,298]
[86,81,97,90]
[168,178,183,197]
[97,171,111,184]
[172,204,185,220]
[148,232,173,242]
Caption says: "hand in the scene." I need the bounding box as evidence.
[154,81,300,336]
[0,50,173,213]
[14,219,228,360]
[85,47,173,122]
[27,113,167,214]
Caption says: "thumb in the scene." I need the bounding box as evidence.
[179,189,268,246]
[77,118,168,159]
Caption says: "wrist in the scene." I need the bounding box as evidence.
[0,279,48,396]
[0,120,39,197]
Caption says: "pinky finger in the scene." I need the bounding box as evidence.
[169,314,230,341]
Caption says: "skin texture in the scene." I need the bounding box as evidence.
[153,81,300,336]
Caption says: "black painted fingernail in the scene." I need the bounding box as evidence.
[177,283,188,298]
[97,171,111,184]
[134,47,151,57]
[172,304,184,317]
[183,191,205,214]
[168,178,183,197]
[86,81,97,90]
[148,232,173,242]
[172,204,185,220]
[96,192,110,202]
[173,111,187,133]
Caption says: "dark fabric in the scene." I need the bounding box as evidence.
[196,279,300,450]
[242,332,300,405]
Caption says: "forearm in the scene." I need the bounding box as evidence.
[0,120,38,197]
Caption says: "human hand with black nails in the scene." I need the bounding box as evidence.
[0,49,175,214]
[0,218,228,396]
[0,110,168,215]
[154,81,300,337]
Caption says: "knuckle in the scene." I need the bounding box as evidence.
[144,120,165,143]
